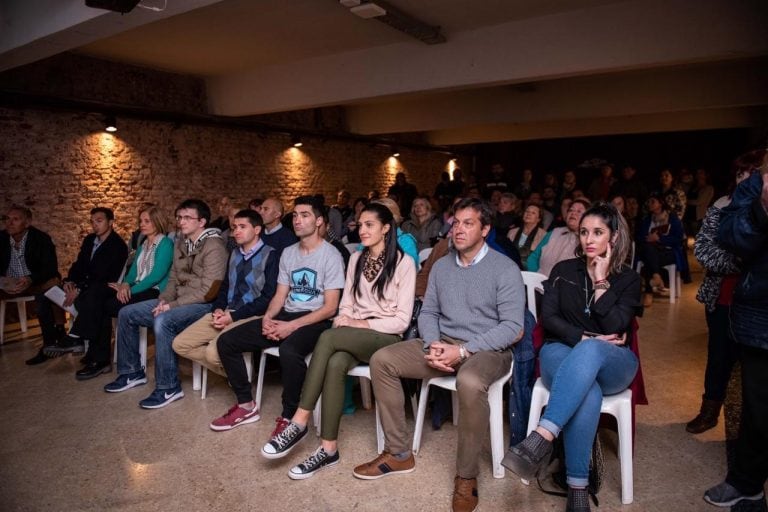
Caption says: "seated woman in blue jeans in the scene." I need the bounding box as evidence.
[260,202,416,480]
[502,202,641,512]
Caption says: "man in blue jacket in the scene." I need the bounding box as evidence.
[704,158,768,508]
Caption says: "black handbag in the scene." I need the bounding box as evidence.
[403,298,423,340]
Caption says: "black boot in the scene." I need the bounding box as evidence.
[566,487,591,512]
[501,431,553,480]
[686,398,722,434]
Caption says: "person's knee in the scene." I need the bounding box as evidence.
[573,338,606,360]
[204,341,220,367]
[171,335,189,356]
[456,369,486,399]
[370,346,394,375]
[326,352,350,377]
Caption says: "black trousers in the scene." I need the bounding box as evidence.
[639,243,676,291]
[216,309,331,419]
[71,282,158,364]
[727,345,768,495]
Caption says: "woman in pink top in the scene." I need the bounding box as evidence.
[261,202,416,479]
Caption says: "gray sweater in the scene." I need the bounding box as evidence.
[418,246,525,353]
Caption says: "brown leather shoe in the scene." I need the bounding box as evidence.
[352,451,415,480]
[453,476,479,512]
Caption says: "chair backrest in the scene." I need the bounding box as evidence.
[345,243,359,255]
[521,271,547,321]
[418,247,433,264]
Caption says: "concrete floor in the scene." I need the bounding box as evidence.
[1,264,765,512]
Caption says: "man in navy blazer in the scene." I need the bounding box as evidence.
[42,207,128,360]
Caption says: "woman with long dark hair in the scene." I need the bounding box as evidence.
[502,202,641,512]
[260,202,416,479]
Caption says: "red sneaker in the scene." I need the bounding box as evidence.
[209,404,260,431]
[271,416,291,437]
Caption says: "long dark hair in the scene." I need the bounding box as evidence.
[574,201,631,276]
[352,203,403,301]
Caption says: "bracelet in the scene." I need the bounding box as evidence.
[459,345,468,363]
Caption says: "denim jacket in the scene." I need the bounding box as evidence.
[508,308,536,446]
[717,172,768,350]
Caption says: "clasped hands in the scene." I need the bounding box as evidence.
[262,316,298,341]
[5,276,31,295]
[424,342,462,373]
[211,309,233,330]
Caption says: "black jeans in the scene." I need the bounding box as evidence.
[639,243,676,291]
[71,282,159,364]
[216,309,331,418]
[702,305,738,402]
[727,345,768,495]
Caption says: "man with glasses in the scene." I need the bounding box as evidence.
[1,205,63,364]
[105,199,227,409]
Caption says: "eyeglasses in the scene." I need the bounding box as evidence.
[175,215,200,222]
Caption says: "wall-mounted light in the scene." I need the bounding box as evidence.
[391,146,401,157]
[105,115,117,133]
[291,135,303,147]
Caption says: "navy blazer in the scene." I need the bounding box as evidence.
[66,230,128,290]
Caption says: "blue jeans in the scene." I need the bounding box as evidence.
[116,299,211,390]
[539,339,638,487]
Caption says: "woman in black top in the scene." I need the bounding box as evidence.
[502,202,641,512]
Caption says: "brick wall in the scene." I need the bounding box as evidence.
[0,106,460,272]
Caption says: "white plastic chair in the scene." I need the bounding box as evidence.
[200,353,253,399]
[0,295,35,344]
[636,261,680,303]
[527,377,634,504]
[521,271,547,321]
[418,247,433,264]
[255,346,320,434]
[412,358,515,479]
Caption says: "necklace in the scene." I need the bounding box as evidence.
[583,274,595,317]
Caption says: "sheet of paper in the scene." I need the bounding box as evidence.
[43,286,78,316]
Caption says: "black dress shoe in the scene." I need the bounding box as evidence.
[26,348,51,366]
[76,361,112,381]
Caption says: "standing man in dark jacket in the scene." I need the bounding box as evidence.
[704,160,768,508]
[0,205,62,364]
[44,207,128,357]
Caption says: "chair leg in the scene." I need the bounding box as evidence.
[192,362,202,391]
[139,327,148,370]
[17,300,28,333]
[375,403,385,454]
[617,400,634,504]
[412,380,431,455]
[254,352,268,408]
[201,367,208,399]
[359,377,373,410]
[488,384,506,478]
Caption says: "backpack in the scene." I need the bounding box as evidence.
[537,433,605,506]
